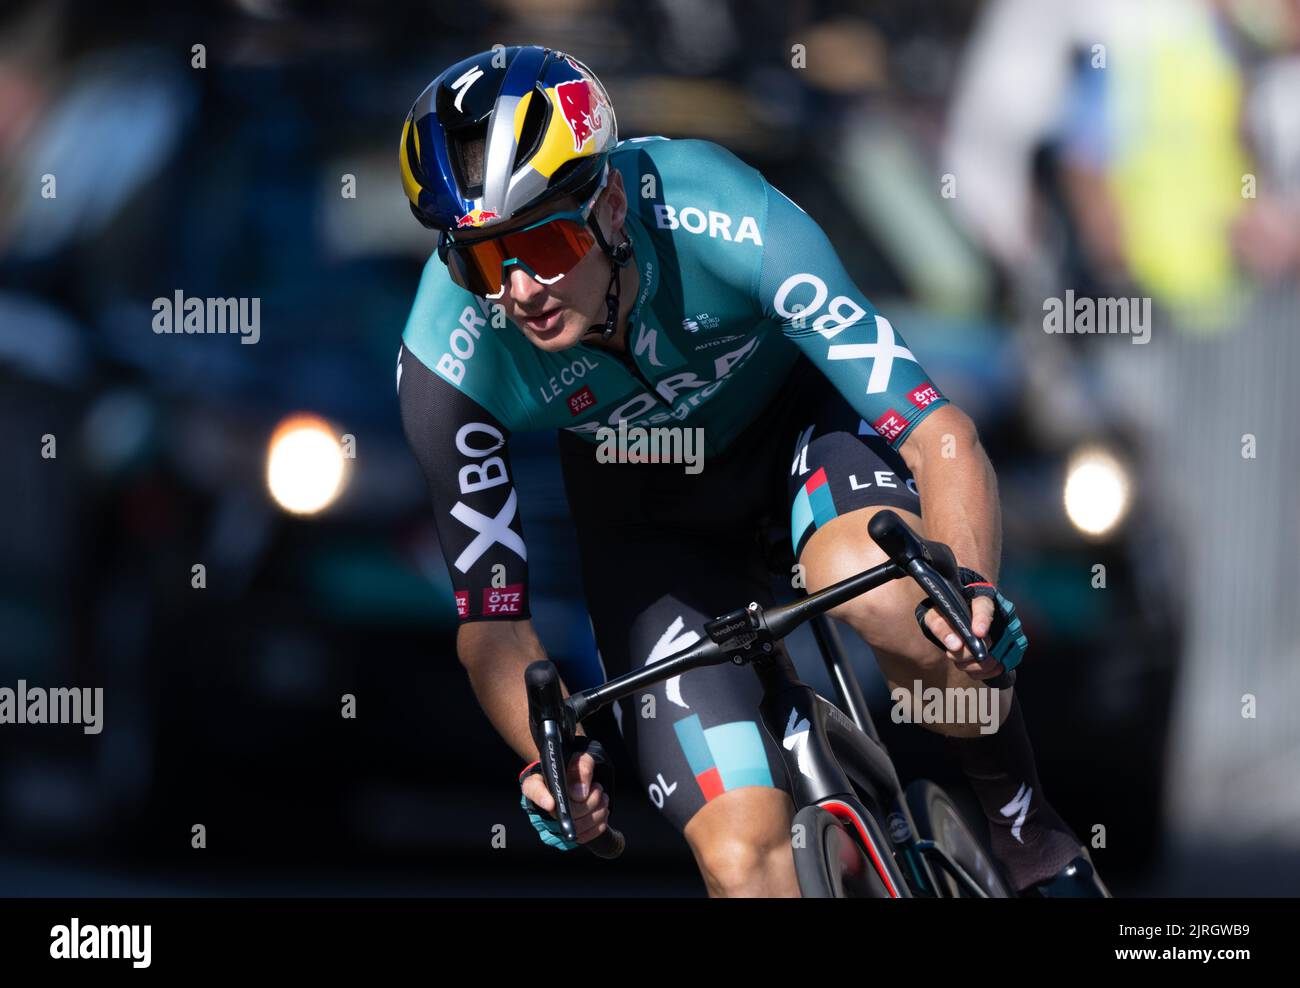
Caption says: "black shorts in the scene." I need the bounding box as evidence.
[558,357,922,835]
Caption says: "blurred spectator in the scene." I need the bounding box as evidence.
[945,0,1300,890]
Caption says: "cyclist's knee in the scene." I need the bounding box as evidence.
[684,788,798,897]
[821,570,941,671]
[698,835,800,897]
[801,508,941,666]
[839,583,944,666]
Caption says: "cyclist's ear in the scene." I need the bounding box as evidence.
[600,168,628,235]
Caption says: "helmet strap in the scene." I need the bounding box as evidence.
[598,256,623,340]
[585,217,633,341]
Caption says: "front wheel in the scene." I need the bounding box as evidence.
[791,805,890,898]
[906,779,1011,897]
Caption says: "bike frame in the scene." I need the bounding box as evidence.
[569,594,987,896]
[537,510,1011,895]
[788,613,993,898]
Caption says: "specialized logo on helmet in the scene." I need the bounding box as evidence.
[555,77,610,152]
[456,208,501,229]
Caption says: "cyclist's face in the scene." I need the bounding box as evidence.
[485,170,627,352]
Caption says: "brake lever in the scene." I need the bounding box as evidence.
[917,561,991,663]
[868,511,1015,689]
[524,661,628,858]
[525,661,577,842]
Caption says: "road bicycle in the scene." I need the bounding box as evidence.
[525,509,1013,897]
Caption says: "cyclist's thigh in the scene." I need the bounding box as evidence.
[783,381,943,664]
[785,377,924,566]
[559,434,793,836]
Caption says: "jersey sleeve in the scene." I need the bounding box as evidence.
[754,177,949,449]
[398,344,531,623]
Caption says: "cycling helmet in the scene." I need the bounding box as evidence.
[400,45,617,233]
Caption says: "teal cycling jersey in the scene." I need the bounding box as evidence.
[400,136,949,458]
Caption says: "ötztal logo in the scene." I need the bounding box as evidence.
[908,383,941,409]
[483,584,524,616]
[871,409,908,443]
[567,385,596,416]
[653,205,762,245]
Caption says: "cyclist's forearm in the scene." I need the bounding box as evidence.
[904,406,1002,582]
[456,620,578,762]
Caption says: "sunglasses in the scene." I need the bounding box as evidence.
[439,168,608,299]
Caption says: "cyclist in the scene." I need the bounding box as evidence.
[396,45,1108,897]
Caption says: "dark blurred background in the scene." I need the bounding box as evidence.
[2,0,1298,896]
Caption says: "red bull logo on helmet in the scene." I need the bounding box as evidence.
[555,77,609,153]
[456,208,500,229]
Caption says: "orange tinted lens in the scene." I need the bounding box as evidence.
[451,219,596,295]
[499,219,596,280]
[452,237,510,296]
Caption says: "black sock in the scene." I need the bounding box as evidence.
[944,693,1084,891]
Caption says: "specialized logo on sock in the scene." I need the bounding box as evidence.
[1001,783,1033,843]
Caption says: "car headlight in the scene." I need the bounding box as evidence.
[266,413,348,516]
[1063,445,1131,538]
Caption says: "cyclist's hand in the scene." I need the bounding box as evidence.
[915,568,1028,680]
[520,750,611,846]
[921,596,1004,679]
